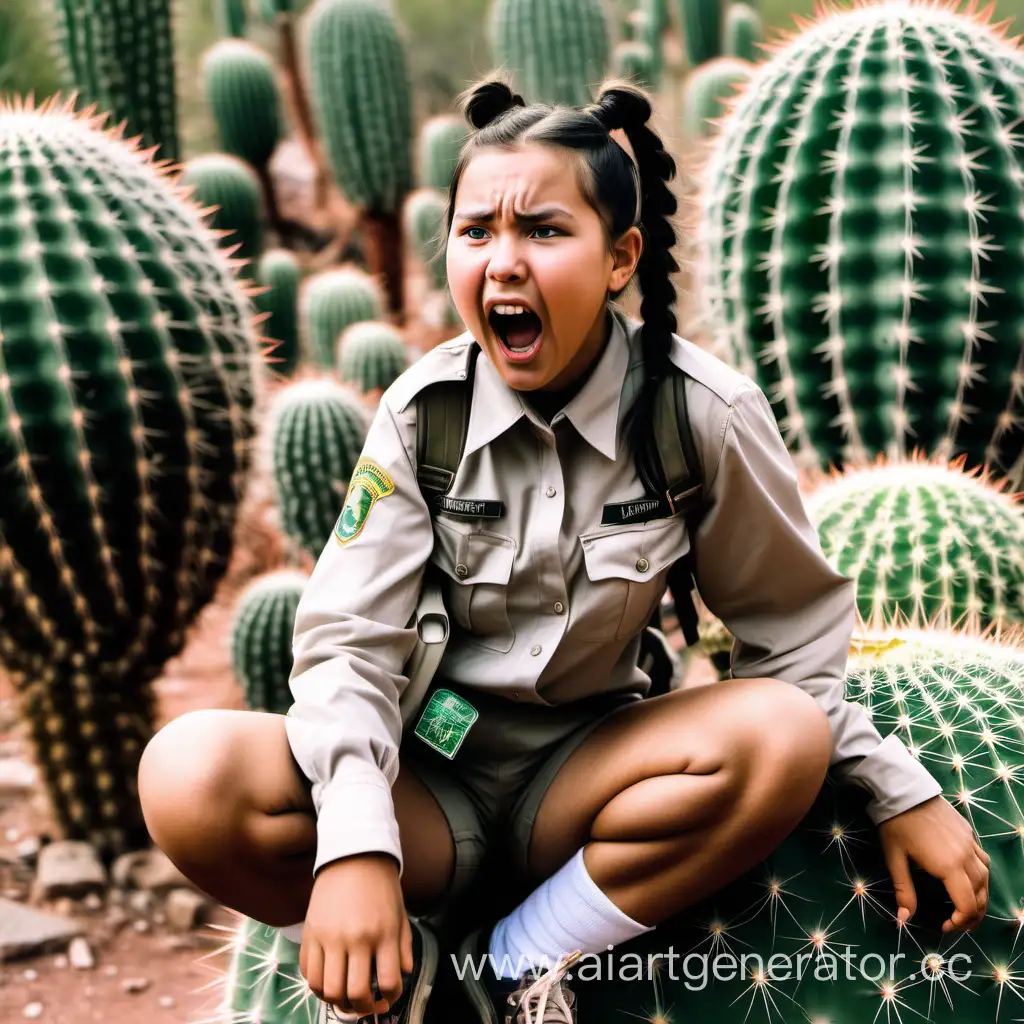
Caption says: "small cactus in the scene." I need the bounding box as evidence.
[230,570,307,714]
[490,0,612,106]
[676,0,722,65]
[217,0,247,37]
[723,2,762,62]
[337,321,409,397]
[255,248,302,377]
[613,41,656,90]
[403,188,448,291]
[417,114,467,192]
[268,377,369,556]
[299,266,385,369]
[179,153,265,267]
[682,57,753,139]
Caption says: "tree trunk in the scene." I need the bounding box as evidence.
[363,210,405,322]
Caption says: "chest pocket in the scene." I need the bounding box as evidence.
[430,515,517,653]
[578,515,689,640]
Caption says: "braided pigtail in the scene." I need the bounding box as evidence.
[595,85,679,477]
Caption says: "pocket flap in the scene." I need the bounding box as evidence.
[431,517,517,586]
[580,517,689,583]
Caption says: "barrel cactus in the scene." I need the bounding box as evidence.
[403,188,448,291]
[579,627,1024,1023]
[304,0,413,314]
[230,569,306,714]
[268,377,369,556]
[51,0,179,162]
[0,96,262,856]
[337,321,408,397]
[695,0,1024,479]
[255,248,302,378]
[676,0,722,66]
[217,0,247,37]
[417,114,467,193]
[299,266,385,369]
[682,57,753,138]
[724,2,762,62]
[490,0,612,106]
[179,154,264,267]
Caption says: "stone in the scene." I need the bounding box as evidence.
[0,758,36,795]
[121,977,150,994]
[68,936,95,970]
[128,890,154,914]
[103,964,118,977]
[0,896,82,961]
[82,893,103,912]
[110,851,148,890]
[5,826,20,842]
[132,919,150,933]
[15,837,39,863]
[22,968,37,981]
[31,842,106,902]
[53,954,68,968]
[158,995,176,1008]
[165,888,209,932]
[23,1003,42,1019]
[134,849,190,895]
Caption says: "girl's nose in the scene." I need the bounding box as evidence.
[486,234,527,282]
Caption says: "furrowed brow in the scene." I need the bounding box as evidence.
[453,206,574,224]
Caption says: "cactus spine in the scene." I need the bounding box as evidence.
[337,321,409,397]
[0,97,261,856]
[490,0,612,106]
[256,249,302,377]
[696,0,1024,479]
[299,266,385,369]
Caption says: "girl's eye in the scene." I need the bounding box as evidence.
[532,226,562,239]
[464,227,488,240]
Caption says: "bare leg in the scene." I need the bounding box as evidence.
[527,677,832,925]
[138,709,454,927]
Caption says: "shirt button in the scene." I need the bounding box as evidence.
[546,486,556,497]
[636,558,650,573]
[553,601,564,614]
[530,645,542,656]
[455,563,469,578]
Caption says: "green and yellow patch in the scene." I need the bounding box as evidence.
[334,459,395,545]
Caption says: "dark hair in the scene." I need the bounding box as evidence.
[444,75,679,468]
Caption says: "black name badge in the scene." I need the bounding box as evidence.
[601,496,672,526]
[437,496,505,519]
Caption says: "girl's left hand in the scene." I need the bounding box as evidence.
[877,795,990,933]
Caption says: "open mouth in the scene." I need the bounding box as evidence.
[487,305,544,359]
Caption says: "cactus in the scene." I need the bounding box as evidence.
[723,1,762,62]
[337,321,409,397]
[695,0,1024,479]
[51,0,179,162]
[682,57,753,138]
[268,377,369,556]
[179,153,264,267]
[299,266,385,369]
[218,0,248,37]
[202,40,282,173]
[580,627,1024,1023]
[417,114,467,193]
[403,189,448,291]
[676,0,723,66]
[614,41,656,90]
[805,457,1024,633]
[490,0,612,106]
[0,96,261,856]
[255,249,302,377]
[230,570,306,714]
[304,0,413,314]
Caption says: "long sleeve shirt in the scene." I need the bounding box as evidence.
[284,308,943,879]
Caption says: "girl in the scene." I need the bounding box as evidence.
[138,77,989,1024]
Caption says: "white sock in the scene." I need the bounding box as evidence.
[278,921,304,944]
[487,847,655,979]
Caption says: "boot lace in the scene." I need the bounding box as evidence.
[507,950,582,1024]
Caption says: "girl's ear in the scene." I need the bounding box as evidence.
[609,226,643,294]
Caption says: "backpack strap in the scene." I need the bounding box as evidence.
[415,344,481,505]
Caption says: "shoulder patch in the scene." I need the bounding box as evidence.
[334,458,395,545]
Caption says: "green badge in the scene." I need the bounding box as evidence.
[413,688,479,759]
[334,458,394,546]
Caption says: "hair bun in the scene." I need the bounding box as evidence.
[464,79,526,130]
[595,86,651,132]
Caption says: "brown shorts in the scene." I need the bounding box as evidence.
[398,679,639,916]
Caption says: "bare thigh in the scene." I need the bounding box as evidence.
[138,709,455,925]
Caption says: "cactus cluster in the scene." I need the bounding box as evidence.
[0,97,261,855]
[299,265,385,368]
[416,114,466,193]
[337,320,408,396]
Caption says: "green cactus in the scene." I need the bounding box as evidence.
[805,458,1024,633]
[696,0,1024,479]
[304,0,413,314]
[403,189,448,291]
[336,321,409,396]
[723,1,762,62]
[676,0,723,66]
[51,0,179,162]
[299,266,385,369]
[579,627,1024,1023]
[202,40,282,173]
[230,570,306,714]
[682,56,753,138]
[268,377,369,556]
[179,153,264,267]
[255,249,302,377]
[417,114,467,193]
[614,41,656,90]
[218,0,248,37]
[490,0,611,106]
[0,97,261,857]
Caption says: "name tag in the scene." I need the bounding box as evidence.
[436,496,504,519]
[601,496,673,526]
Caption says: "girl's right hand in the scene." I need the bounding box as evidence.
[299,852,414,1017]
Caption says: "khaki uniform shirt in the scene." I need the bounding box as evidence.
[284,309,943,879]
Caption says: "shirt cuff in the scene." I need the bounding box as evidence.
[313,775,404,879]
[834,733,944,826]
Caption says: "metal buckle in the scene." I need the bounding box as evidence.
[666,484,702,516]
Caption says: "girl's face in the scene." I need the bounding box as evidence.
[446,143,641,392]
